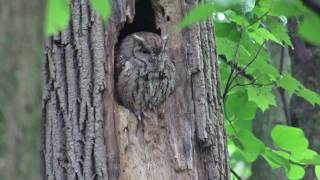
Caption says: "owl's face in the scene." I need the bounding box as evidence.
[132,34,168,71]
[116,32,175,117]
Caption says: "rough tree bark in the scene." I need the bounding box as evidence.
[42,0,230,179]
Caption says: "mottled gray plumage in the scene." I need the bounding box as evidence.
[116,32,175,119]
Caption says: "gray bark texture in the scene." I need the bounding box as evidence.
[42,0,230,179]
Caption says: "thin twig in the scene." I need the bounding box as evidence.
[229,81,274,92]
[277,46,291,124]
[245,9,271,29]
[222,28,244,101]
[219,56,256,81]
[231,168,242,180]
[279,46,285,75]
[227,41,266,92]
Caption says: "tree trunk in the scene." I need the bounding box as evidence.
[288,19,320,180]
[42,0,230,179]
[0,0,44,179]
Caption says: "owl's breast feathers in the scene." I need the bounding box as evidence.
[116,32,175,117]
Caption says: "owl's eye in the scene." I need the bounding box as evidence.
[141,48,150,54]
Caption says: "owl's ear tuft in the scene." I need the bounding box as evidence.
[133,34,152,51]
[132,34,146,43]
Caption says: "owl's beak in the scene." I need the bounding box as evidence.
[161,35,168,51]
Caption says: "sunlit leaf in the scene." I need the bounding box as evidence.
[277,73,302,96]
[90,0,111,21]
[179,1,242,29]
[315,166,320,179]
[259,0,306,16]
[271,125,309,153]
[297,87,320,106]
[235,129,265,162]
[287,164,305,180]
[179,4,217,29]
[247,86,276,111]
[267,18,293,47]
[247,27,282,45]
[291,149,320,165]
[226,90,257,120]
[45,0,70,36]
[262,147,290,170]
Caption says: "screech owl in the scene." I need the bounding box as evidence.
[116,32,176,120]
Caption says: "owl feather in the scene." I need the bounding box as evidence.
[116,32,175,120]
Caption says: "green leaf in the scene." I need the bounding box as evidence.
[235,129,265,162]
[179,4,217,29]
[216,37,251,62]
[237,34,277,81]
[277,73,301,96]
[253,61,280,81]
[226,90,257,120]
[215,22,239,40]
[228,10,250,26]
[218,58,231,88]
[247,86,276,111]
[271,125,309,153]
[228,143,253,179]
[179,1,242,29]
[297,87,320,106]
[259,0,306,16]
[291,149,320,165]
[262,147,290,170]
[267,18,293,47]
[247,27,282,45]
[315,166,320,179]
[234,119,253,131]
[287,164,305,180]
[45,0,70,36]
[298,15,320,45]
[90,0,111,21]
[216,38,237,61]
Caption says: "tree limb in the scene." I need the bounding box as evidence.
[302,0,320,14]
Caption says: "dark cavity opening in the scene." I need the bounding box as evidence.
[118,0,161,42]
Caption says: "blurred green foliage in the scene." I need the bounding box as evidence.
[45,0,110,35]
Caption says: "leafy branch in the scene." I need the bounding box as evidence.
[222,41,268,101]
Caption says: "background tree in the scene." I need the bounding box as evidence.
[42,0,230,179]
[288,18,320,179]
[249,44,289,180]
[0,0,43,179]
